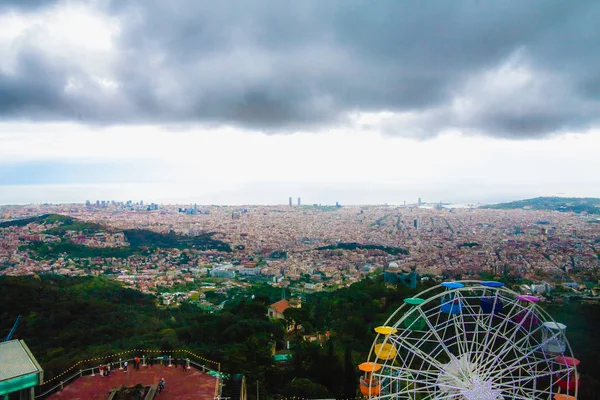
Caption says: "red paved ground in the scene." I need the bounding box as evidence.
[47,365,217,400]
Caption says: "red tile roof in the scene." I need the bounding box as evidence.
[269,299,290,314]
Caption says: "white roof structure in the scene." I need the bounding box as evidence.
[543,321,567,330]
[0,340,43,396]
[0,340,40,381]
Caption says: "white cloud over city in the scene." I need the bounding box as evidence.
[1,0,599,204]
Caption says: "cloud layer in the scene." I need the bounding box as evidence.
[1,0,600,138]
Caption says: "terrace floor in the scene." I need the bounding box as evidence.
[47,364,217,400]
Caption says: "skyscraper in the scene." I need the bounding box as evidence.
[297,197,301,206]
[418,197,422,205]
[289,197,292,207]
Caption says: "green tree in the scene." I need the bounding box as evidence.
[283,378,330,398]
[343,346,357,398]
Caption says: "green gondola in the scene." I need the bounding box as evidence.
[402,298,426,330]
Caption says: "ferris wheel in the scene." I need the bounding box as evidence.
[359,281,580,400]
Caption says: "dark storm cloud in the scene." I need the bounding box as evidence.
[1,0,600,138]
[0,0,60,12]
[0,50,69,117]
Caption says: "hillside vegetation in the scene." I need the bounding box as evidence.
[317,242,409,256]
[0,275,422,398]
[0,214,73,228]
[4,214,232,259]
[1,275,599,398]
[482,197,600,214]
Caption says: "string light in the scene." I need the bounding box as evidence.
[40,348,219,385]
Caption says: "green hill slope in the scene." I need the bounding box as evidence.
[481,197,600,214]
[3,214,232,259]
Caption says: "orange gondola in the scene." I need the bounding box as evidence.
[358,362,381,396]
[554,394,576,400]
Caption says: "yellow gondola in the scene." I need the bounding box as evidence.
[374,343,397,360]
[374,326,398,335]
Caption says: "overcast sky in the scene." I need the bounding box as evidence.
[1,0,599,205]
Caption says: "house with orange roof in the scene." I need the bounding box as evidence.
[267,299,290,319]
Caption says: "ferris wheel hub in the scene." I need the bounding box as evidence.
[459,378,503,400]
[438,355,503,400]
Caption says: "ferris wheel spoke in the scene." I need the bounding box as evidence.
[377,363,455,383]
[381,377,465,396]
[373,388,439,400]
[472,298,523,367]
[394,334,448,371]
[478,324,547,375]
[486,357,550,382]
[494,381,552,398]
[388,334,447,373]
[378,375,464,393]
[476,294,519,342]
[474,300,533,370]
[482,342,552,383]
[479,326,547,379]
[494,322,562,365]
[431,309,455,357]
[493,381,547,399]
[459,294,487,358]
[451,293,472,357]
[493,364,575,387]
[414,308,459,365]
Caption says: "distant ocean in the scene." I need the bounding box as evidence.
[0,183,578,206]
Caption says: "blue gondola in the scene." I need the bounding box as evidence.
[440,282,464,314]
[480,281,504,313]
[481,281,504,288]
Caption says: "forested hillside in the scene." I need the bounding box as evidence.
[1,275,599,398]
[0,275,422,398]
[481,197,600,214]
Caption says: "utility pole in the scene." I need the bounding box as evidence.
[256,380,259,400]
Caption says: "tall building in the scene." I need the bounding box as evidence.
[297,197,301,206]
[418,197,422,205]
[414,219,419,230]
[384,263,418,289]
[289,197,292,207]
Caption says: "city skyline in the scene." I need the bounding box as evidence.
[1,1,600,204]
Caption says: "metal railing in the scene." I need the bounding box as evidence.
[34,351,221,399]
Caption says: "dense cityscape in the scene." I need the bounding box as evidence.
[2,0,600,398]
[2,199,599,309]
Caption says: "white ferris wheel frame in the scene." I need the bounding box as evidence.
[364,280,579,400]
